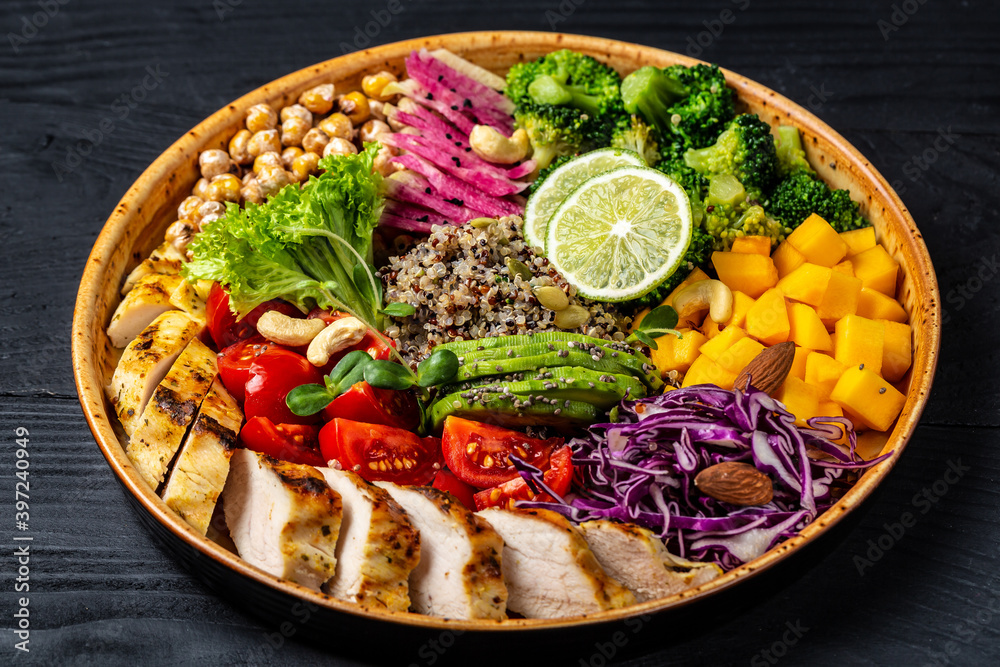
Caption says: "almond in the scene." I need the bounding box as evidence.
[694,462,774,506]
[734,341,795,395]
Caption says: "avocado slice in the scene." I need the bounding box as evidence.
[455,350,663,392]
[458,340,657,386]
[428,391,599,432]
[439,332,638,356]
[439,366,646,409]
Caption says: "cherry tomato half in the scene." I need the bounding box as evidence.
[318,418,442,486]
[473,446,573,511]
[240,417,325,467]
[441,416,563,489]
[244,348,323,426]
[431,469,477,511]
[320,382,421,432]
[206,283,302,350]
[216,335,289,403]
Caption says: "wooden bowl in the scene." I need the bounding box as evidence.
[71,30,940,647]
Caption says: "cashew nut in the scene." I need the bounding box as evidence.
[256,311,326,346]
[469,125,529,164]
[306,317,367,366]
[671,279,734,323]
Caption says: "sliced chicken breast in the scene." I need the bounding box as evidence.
[106,274,184,348]
[475,508,635,618]
[377,483,507,619]
[579,520,722,602]
[161,378,242,535]
[168,278,207,323]
[121,241,186,295]
[223,449,342,591]
[107,310,202,437]
[126,337,218,490]
[317,468,420,612]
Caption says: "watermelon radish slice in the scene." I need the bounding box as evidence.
[405,51,514,133]
[390,153,523,217]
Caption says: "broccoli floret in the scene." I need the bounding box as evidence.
[514,102,614,169]
[629,226,715,309]
[621,64,735,151]
[656,146,708,226]
[611,115,661,166]
[765,170,868,233]
[700,174,786,250]
[683,114,779,196]
[775,125,811,176]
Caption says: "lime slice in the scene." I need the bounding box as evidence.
[545,166,693,302]
[523,148,645,250]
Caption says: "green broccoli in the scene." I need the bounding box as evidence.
[683,114,779,196]
[513,102,613,170]
[621,64,735,151]
[656,146,708,227]
[610,115,661,166]
[629,226,715,309]
[774,125,811,176]
[765,170,868,233]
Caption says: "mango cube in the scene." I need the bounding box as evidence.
[833,314,885,377]
[724,291,755,329]
[712,251,778,298]
[772,240,806,278]
[745,288,790,345]
[730,235,772,256]
[817,401,844,418]
[850,245,899,296]
[830,366,905,431]
[816,271,862,324]
[787,303,832,351]
[649,329,707,376]
[789,345,809,380]
[699,325,747,362]
[832,260,855,277]
[856,287,907,323]
[840,227,876,257]
[805,352,846,399]
[776,376,821,427]
[855,430,890,461]
[717,337,766,374]
[786,214,848,267]
[682,354,737,390]
[880,320,912,382]
[776,263,832,307]
[701,316,722,339]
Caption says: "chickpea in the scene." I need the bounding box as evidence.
[247,129,281,158]
[383,103,406,132]
[198,149,232,180]
[165,220,196,252]
[291,151,321,182]
[359,119,391,144]
[301,127,331,154]
[338,91,370,125]
[299,84,335,115]
[372,145,399,177]
[245,104,278,133]
[280,116,310,147]
[228,129,253,166]
[280,103,313,126]
[253,151,283,175]
[241,175,264,205]
[193,177,211,201]
[361,71,398,102]
[197,200,226,220]
[198,212,222,231]
[318,113,353,141]
[177,195,204,222]
[323,138,358,158]
[281,146,304,170]
[206,173,241,202]
[257,166,291,198]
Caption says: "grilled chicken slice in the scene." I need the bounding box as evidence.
[161,378,242,535]
[475,508,634,618]
[168,278,206,323]
[106,274,184,348]
[579,520,722,602]
[317,468,420,612]
[377,483,507,619]
[121,241,186,295]
[223,449,342,591]
[107,310,202,437]
[126,337,218,490]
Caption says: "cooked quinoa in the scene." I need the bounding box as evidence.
[380,216,630,365]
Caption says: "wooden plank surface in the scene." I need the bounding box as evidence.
[1,0,998,664]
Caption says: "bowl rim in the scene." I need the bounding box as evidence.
[71,29,940,632]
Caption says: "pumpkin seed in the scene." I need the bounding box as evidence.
[505,256,533,282]
[533,285,569,311]
[554,305,591,330]
[469,217,495,229]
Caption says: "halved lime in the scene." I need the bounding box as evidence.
[523,148,645,250]
[545,166,693,302]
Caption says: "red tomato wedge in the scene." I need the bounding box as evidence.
[431,469,477,511]
[206,283,301,350]
[240,417,324,467]
[244,348,323,426]
[441,416,563,489]
[320,382,420,431]
[318,418,442,486]
[216,335,288,403]
[473,446,574,511]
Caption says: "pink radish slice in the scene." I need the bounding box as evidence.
[400,82,477,135]
[391,108,468,146]
[506,160,537,180]
[405,51,514,134]
[415,49,515,114]
[390,153,523,217]
[378,212,438,233]
[383,176,484,223]
[384,200,458,226]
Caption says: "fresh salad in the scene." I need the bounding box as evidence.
[105,46,911,620]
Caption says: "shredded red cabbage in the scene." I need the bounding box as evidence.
[519,384,893,571]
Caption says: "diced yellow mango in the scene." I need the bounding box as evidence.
[717,337,765,374]
[682,354,737,390]
[817,401,844,418]
[830,366,905,431]
[880,320,912,383]
[816,271,862,324]
[832,260,854,277]
[745,288,789,345]
[776,376,821,427]
[649,328,707,376]
[805,352,846,399]
[855,430,890,461]
[786,213,848,267]
[833,314,885,377]
[712,252,778,298]
[850,245,899,296]
[724,291,755,329]
[787,303,832,351]
[699,325,747,362]
[840,227,876,257]
[856,287,907,322]
[789,345,809,380]
[631,268,712,331]
[772,240,806,278]
[730,235,772,256]
[776,263,832,307]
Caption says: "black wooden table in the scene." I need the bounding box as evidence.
[1,0,998,664]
